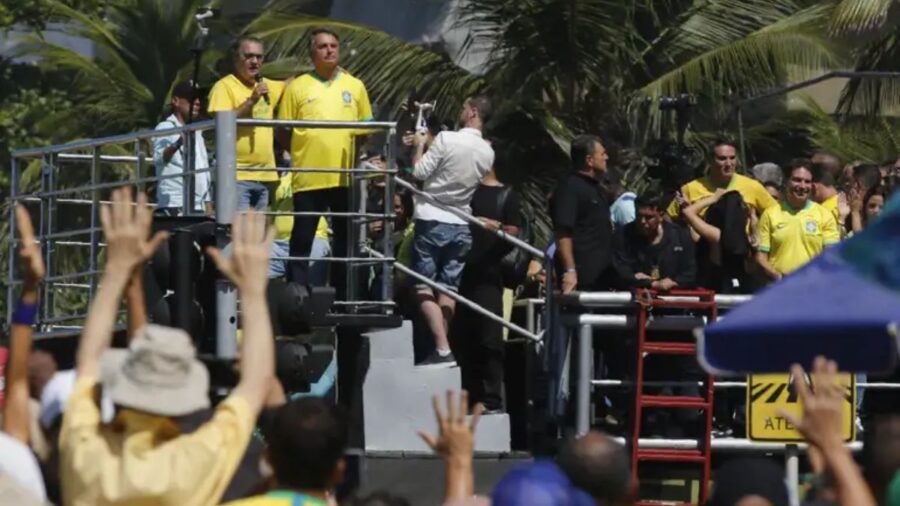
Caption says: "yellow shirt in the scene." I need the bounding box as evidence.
[224,490,327,506]
[820,194,845,235]
[667,173,777,219]
[60,376,255,506]
[272,174,329,241]
[208,74,285,182]
[278,71,373,192]
[757,200,840,275]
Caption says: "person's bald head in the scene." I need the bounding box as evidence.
[557,431,635,505]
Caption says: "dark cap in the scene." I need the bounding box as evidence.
[171,80,197,99]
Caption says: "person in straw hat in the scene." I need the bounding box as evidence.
[59,187,277,506]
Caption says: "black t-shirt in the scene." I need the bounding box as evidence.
[551,171,613,288]
[467,184,522,271]
[612,221,697,289]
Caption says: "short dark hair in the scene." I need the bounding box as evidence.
[635,192,665,212]
[783,158,813,181]
[570,134,602,170]
[863,415,900,505]
[231,36,263,61]
[309,28,340,55]
[557,431,632,505]
[811,162,836,186]
[813,151,842,178]
[854,163,882,192]
[466,94,493,125]
[709,137,738,158]
[267,398,348,490]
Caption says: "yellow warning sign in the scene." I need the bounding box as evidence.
[746,373,855,442]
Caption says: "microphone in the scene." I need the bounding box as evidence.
[255,74,270,104]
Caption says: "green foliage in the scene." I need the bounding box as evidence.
[0,0,107,31]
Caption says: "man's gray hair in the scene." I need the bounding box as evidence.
[752,162,782,186]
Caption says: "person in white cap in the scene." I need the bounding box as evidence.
[59,187,276,506]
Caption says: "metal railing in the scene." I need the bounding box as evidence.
[7,112,400,358]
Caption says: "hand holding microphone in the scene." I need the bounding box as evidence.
[254,74,270,104]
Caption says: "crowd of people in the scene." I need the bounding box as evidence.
[5,23,899,506]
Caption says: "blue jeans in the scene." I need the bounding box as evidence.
[237,181,273,211]
[411,219,472,292]
[269,237,331,284]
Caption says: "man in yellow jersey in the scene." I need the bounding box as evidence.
[811,162,848,237]
[278,28,373,293]
[268,174,331,285]
[208,36,285,211]
[223,397,347,506]
[756,159,840,280]
[667,139,776,222]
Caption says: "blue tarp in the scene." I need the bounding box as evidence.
[698,197,900,374]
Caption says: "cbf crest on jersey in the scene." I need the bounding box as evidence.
[342,90,351,104]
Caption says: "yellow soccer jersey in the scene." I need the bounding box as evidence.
[820,194,845,236]
[667,173,777,219]
[757,200,840,275]
[278,71,373,192]
[271,174,329,242]
[208,74,285,182]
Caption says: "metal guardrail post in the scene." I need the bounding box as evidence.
[381,128,395,307]
[214,110,238,359]
[786,444,800,504]
[45,155,57,323]
[89,148,100,302]
[576,323,593,436]
[7,158,19,324]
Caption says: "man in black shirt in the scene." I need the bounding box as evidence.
[450,168,521,413]
[552,134,614,293]
[613,193,696,290]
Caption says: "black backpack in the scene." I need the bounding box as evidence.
[496,186,534,289]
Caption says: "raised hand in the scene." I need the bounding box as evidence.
[418,390,482,461]
[100,187,169,273]
[780,356,844,451]
[15,204,45,291]
[205,210,274,295]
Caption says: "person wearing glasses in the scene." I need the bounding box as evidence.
[208,36,287,211]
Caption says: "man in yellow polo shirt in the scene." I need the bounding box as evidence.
[756,159,840,280]
[208,35,285,211]
[811,161,848,237]
[667,139,776,222]
[278,28,373,292]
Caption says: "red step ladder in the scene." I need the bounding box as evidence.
[630,289,718,506]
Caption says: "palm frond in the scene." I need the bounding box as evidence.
[836,29,900,116]
[829,0,894,34]
[639,4,838,101]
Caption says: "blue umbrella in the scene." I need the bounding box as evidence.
[697,197,900,374]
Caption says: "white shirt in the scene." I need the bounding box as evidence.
[153,114,211,211]
[0,432,46,503]
[412,128,494,225]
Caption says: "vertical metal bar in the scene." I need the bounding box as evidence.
[526,300,536,336]
[183,126,194,215]
[576,323,593,436]
[7,157,19,325]
[89,148,100,302]
[215,110,238,359]
[135,139,145,196]
[786,444,800,506]
[737,107,747,172]
[44,154,57,324]
[381,128,395,311]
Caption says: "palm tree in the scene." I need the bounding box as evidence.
[247,0,842,243]
[17,0,226,139]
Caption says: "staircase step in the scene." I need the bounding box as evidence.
[639,395,710,409]
[636,449,707,463]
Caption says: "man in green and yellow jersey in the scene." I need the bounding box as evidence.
[208,36,286,211]
[667,139,777,222]
[278,28,373,292]
[756,159,840,280]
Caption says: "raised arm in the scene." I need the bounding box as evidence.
[76,188,169,379]
[2,205,46,443]
[125,267,147,340]
[682,191,724,243]
[418,390,482,504]
[205,211,276,415]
